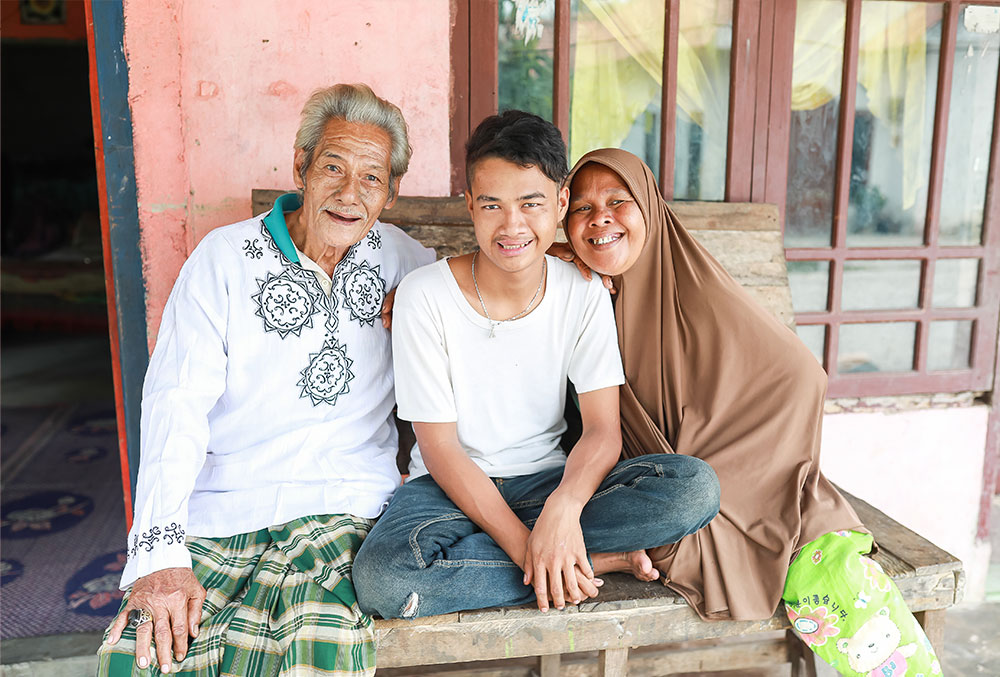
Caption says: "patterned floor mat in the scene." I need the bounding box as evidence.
[1,402,127,638]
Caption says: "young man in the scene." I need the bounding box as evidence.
[352,111,719,619]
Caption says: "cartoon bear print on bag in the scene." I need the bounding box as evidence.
[836,606,917,677]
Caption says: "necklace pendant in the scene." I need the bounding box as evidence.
[488,323,496,339]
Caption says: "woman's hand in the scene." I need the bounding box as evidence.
[546,242,616,293]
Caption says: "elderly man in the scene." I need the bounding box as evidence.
[97,83,434,676]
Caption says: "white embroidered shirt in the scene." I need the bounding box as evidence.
[120,193,434,589]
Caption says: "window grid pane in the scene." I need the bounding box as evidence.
[784,0,1000,397]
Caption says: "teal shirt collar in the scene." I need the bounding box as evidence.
[262,192,302,263]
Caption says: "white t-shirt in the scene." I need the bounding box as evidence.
[392,255,625,479]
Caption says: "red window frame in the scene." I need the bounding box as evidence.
[451,0,1000,398]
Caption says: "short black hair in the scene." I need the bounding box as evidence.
[465,110,568,188]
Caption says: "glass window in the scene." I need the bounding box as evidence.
[839,322,916,373]
[673,0,732,200]
[841,259,922,310]
[498,0,555,120]
[787,260,830,312]
[932,258,980,308]
[566,0,731,199]
[928,320,974,371]
[568,0,664,173]
[786,0,846,248]
[939,5,1000,246]
[796,324,827,365]
[846,2,943,247]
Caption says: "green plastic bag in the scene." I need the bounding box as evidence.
[783,530,943,676]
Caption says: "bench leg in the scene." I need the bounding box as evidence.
[915,608,947,653]
[598,647,628,677]
[786,630,818,677]
[539,654,561,677]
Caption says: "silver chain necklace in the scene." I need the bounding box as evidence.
[471,251,547,338]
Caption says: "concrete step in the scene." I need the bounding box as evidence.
[1,632,101,677]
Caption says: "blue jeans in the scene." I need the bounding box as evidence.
[353,454,719,619]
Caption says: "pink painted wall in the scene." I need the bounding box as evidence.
[822,406,991,601]
[122,0,453,343]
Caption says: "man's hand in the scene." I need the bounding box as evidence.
[106,567,205,674]
[522,494,599,611]
[546,242,615,293]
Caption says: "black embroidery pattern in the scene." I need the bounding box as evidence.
[262,221,283,261]
[255,220,380,407]
[252,270,318,338]
[163,523,186,545]
[298,339,355,406]
[129,527,161,558]
[127,523,186,559]
[341,260,386,327]
[243,239,263,259]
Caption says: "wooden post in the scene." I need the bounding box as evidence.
[786,629,817,677]
[597,647,628,677]
[915,609,947,652]
[539,654,561,677]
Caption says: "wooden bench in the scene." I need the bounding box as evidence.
[251,191,964,676]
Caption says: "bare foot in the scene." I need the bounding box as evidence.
[591,550,660,582]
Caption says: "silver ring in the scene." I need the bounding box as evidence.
[127,608,152,629]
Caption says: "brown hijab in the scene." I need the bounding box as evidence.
[566,149,865,621]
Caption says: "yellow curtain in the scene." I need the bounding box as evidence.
[569,0,729,167]
[569,0,935,208]
[790,1,932,209]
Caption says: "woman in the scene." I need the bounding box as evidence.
[559,148,941,676]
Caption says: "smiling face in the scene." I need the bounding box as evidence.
[566,163,647,276]
[293,118,399,253]
[466,156,568,275]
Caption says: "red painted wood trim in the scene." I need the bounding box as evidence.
[750,0,775,204]
[469,0,499,133]
[84,0,133,529]
[553,0,571,143]
[832,0,861,252]
[823,0,861,376]
[924,3,958,249]
[450,0,471,194]
[913,259,935,371]
[914,4,959,371]
[764,0,797,219]
[969,8,1000,394]
[659,0,679,199]
[725,0,757,201]
[796,307,984,325]
[825,370,992,399]
[979,44,1000,530]
[786,245,988,261]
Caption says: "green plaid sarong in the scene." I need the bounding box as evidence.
[97,514,376,676]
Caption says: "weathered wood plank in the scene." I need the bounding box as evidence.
[842,490,962,577]
[251,191,779,232]
[669,201,780,232]
[539,653,561,677]
[786,630,818,677]
[374,603,790,667]
[376,637,792,677]
[915,609,946,652]
[598,647,629,677]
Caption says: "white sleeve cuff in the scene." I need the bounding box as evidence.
[119,524,193,590]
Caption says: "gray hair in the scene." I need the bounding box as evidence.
[294,83,412,198]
